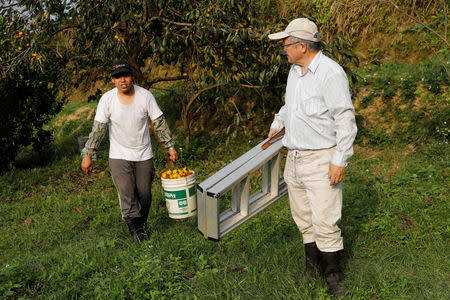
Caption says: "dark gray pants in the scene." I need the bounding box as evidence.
[109,158,155,220]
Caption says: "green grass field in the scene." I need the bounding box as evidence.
[1,76,449,298]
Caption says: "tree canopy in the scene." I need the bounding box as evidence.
[0,0,360,167]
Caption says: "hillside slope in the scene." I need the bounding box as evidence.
[259,0,448,64]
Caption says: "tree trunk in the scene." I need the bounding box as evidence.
[182,103,191,150]
[127,54,143,84]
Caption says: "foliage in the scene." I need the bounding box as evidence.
[0,2,67,169]
[152,0,288,146]
[354,56,449,147]
[400,8,450,53]
[2,0,363,151]
[0,0,285,150]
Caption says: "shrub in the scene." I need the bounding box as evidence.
[0,11,66,169]
[0,67,65,169]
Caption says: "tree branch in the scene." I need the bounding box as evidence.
[143,0,148,23]
[379,0,449,47]
[157,16,192,27]
[237,83,266,89]
[445,0,448,42]
[50,25,82,37]
[185,82,266,115]
[0,3,19,10]
[186,83,229,115]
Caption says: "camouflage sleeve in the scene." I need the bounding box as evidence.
[82,120,108,158]
[152,115,175,149]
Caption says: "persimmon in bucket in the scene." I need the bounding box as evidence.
[162,167,194,179]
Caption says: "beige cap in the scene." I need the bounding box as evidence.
[268,18,322,42]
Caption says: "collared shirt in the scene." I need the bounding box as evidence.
[270,51,357,167]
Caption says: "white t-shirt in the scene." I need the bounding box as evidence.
[94,85,163,161]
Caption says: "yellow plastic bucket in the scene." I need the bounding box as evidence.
[161,171,197,219]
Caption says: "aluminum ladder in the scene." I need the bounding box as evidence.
[197,134,288,240]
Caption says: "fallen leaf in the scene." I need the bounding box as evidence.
[20,217,33,225]
[83,216,91,222]
[5,197,11,202]
[397,214,412,228]
[183,272,196,278]
[101,187,113,196]
[354,214,367,219]
[74,207,83,213]
[68,186,81,192]
[227,265,247,272]
[382,175,391,183]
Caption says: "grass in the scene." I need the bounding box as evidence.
[1,83,450,299]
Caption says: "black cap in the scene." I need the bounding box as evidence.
[111,60,132,76]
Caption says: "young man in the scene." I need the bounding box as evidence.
[268,18,357,296]
[81,60,178,244]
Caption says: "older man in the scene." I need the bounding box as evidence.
[268,18,357,296]
[81,60,178,244]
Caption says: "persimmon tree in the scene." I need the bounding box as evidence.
[1,0,359,166]
[2,0,288,150]
[0,0,68,169]
[153,0,288,146]
[63,0,358,146]
[60,0,289,146]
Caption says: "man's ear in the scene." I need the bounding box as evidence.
[301,44,308,54]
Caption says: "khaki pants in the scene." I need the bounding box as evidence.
[284,148,343,252]
[109,158,155,220]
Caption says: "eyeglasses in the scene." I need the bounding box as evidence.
[283,42,302,49]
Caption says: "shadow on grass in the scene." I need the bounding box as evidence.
[13,136,79,169]
[11,127,108,172]
[340,176,380,273]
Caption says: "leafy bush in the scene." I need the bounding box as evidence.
[0,8,66,170]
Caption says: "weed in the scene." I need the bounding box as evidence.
[419,56,450,94]
[368,47,385,64]
[1,71,449,299]
[382,85,397,101]
[360,92,375,109]
[400,76,417,102]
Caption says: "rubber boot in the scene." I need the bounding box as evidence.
[125,218,140,244]
[322,251,346,297]
[139,206,150,239]
[304,242,322,277]
[135,217,148,241]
